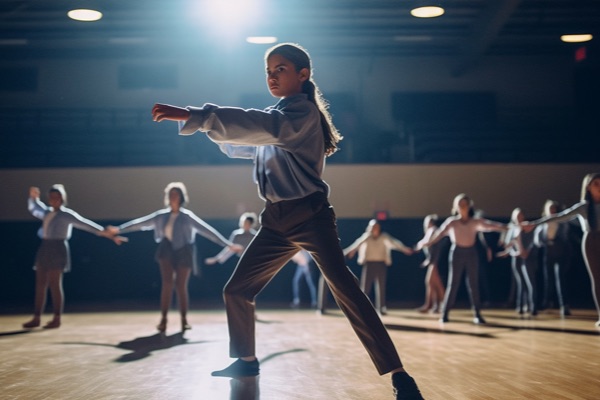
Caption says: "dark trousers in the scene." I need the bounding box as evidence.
[442,245,481,317]
[223,192,402,375]
[360,261,388,312]
[541,241,570,309]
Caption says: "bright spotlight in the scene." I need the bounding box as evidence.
[246,36,278,44]
[67,9,103,22]
[410,6,445,18]
[560,34,593,43]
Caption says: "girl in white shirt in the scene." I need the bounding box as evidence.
[416,194,507,324]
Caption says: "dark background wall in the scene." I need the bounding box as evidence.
[1,217,592,313]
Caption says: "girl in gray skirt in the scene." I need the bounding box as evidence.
[24,185,123,329]
[108,182,237,333]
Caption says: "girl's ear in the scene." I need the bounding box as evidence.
[298,67,310,82]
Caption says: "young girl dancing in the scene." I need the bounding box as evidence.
[524,173,600,327]
[108,182,236,333]
[416,193,507,324]
[151,43,422,399]
[24,185,122,329]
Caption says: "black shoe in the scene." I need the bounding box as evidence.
[473,314,486,324]
[211,359,260,377]
[560,306,571,317]
[439,314,449,323]
[392,371,424,400]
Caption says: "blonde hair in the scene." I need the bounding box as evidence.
[581,173,600,230]
[49,184,67,205]
[451,193,474,217]
[163,182,188,207]
[510,207,523,224]
[238,212,257,229]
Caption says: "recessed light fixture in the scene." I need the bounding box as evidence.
[68,9,103,22]
[393,35,433,42]
[0,39,28,46]
[560,34,593,43]
[410,6,445,18]
[246,36,278,44]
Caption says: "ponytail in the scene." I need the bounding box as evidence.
[303,80,342,156]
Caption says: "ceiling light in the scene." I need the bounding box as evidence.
[0,39,28,46]
[560,34,593,43]
[411,6,445,18]
[68,9,103,22]
[393,35,433,42]
[246,36,278,44]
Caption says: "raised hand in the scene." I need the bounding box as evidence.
[151,103,190,122]
[29,186,40,199]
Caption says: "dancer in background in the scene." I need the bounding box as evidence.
[534,200,573,316]
[344,219,414,315]
[290,249,318,308]
[524,173,600,327]
[108,182,237,333]
[151,43,422,399]
[497,208,538,316]
[416,193,507,324]
[23,185,123,329]
[205,212,258,265]
[414,214,446,314]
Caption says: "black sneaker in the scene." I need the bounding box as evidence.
[392,372,424,400]
[211,359,260,377]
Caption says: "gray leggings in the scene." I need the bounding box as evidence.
[442,245,481,316]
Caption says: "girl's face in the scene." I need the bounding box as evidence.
[168,189,182,208]
[266,54,308,98]
[588,178,600,202]
[369,223,381,237]
[516,211,524,223]
[457,198,470,217]
[242,219,253,231]
[48,191,63,209]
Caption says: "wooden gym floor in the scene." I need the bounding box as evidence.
[1,307,599,400]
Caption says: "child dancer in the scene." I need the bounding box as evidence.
[23,185,123,329]
[108,182,236,332]
[344,219,414,315]
[151,43,422,399]
[524,173,600,327]
[534,200,572,316]
[290,249,318,308]
[498,208,538,316]
[416,193,507,324]
[205,212,257,265]
[414,214,446,313]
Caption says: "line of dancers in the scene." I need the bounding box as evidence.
[24,174,600,332]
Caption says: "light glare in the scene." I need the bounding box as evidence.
[246,36,278,44]
[560,34,593,43]
[410,6,445,18]
[68,9,103,22]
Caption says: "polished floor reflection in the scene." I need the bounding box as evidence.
[1,308,599,399]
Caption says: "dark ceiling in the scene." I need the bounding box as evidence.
[1,0,600,74]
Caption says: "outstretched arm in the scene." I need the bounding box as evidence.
[27,186,48,220]
[152,103,190,122]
